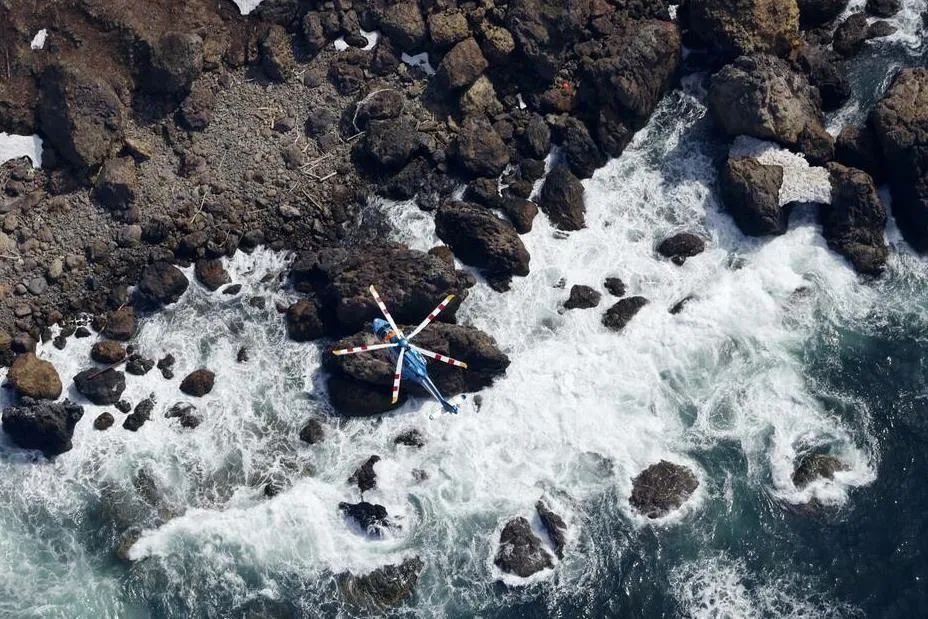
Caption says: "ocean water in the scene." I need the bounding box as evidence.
[1,5,928,618]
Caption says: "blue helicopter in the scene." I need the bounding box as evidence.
[332,285,468,414]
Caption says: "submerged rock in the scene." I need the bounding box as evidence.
[494,517,553,578]
[349,456,381,493]
[394,429,424,447]
[299,418,325,444]
[93,412,115,431]
[338,557,424,611]
[535,500,567,559]
[8,353,62,400]
[602,296,649,332]
[74,368,126,405]
[792,452,849,488]
[1,398,84,457]
[629,460,699,518]
[165,402,200,428]
[326,322,509,416]
[179,369,215,397]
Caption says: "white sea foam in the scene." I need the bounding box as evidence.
[729,136,831,206]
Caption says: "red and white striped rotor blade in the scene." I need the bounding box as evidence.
[410,345,468,369]
[391,348,406,404]
[369,285,405,337]
[407,294,455,341]
[332,342,396,356]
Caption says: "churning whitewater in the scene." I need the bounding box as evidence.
[2,2,928,617]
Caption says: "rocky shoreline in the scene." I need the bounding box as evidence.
[0,0,924,605]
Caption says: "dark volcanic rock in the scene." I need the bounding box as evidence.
[1,398,84,457]
[866,0,901,17]
[835,123,885,182]
[792,452,849,488]
[178,80,215,131]
[141,32,204,94]
[286,300,325,342]
[91,341,127,365]
[871,68,928,251]
[326,322,509,416]
[494,517,553,578]
[93,157,137,211]
[126,355,155,376]
[260,25,295,82]
[657,233,706,265]
[93,412,115,431]
[289,243,473,334]
[8,353,62,400]
[124,397,155,432]
[560,118,605,180]
[603,296,649,332]
[538,165,585,231]
[563,285,601,310]
[604,277,626,297]
[437,38,488,90]
[821,163,888,275]
[451,120,510,178]
[685,0,800,58]
[338,557,424,610]
[194,259,230,291]
[179,369,215,397]
[435,202,530,287]
[299,418,325,444]
[720,157,787,236]
[165,402,201,428]
[833,13,870,57]
[349,455,381,493]
[378,1,427,50]
[629,460,699,518]
[103,307,136,341]
[136,262,189,308]
[708,54,834,163]
[361,118,421,171]
[339,501,392,537]
[73,368,126,405]
[38,64,125,172]
[535,500,567,558]
[794,44,851,111]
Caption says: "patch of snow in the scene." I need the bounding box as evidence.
[516,93,527,110]
[30,29,47,50]
[401,52,436,76]
[230,0,264,15]
[730,136,831,206]
[360,29,380,51]
[0,133,43,168]
[334,37,349,52]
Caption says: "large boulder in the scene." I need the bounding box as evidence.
[325,322,510,416]
[180,369,215,397]
[657,233,706,265]
[349,455,380,493]
[435,201,530,288]
[378,2,427,49]
[93,157,138,211]
[686,0,800,58]
[140,32,204,94]
[360,118,421,171]
[7,353,62,400]
[708,55,833,163]
[1,398,84,457]
[73,368,126,405]
[539,165,585,231]
[870,68,928,251]
[832,13,870,57]
[285,300,325,342]
[437,38,488,90]
[792,453,849,488]
[505,0,592,81]
[559,117,605,180]
[451,120,510,178]
[289,243,473,334]
[835,123,886,181]
[793,44,851,111]
[104,306,136,341]
[136,262,189,308]
[720,156,787,236]
[37,64,125,172]
[821,163,888,275]
[629,460,699,518]
[338,557,424,611]
[494,517,554,578]
[603,296,649,331]
[194,259,230,291]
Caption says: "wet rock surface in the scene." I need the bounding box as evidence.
[535,500,567,558]
[822,163,888,275]
[720,156,787,236]
[73,368,126,405]
[792,453,849,488]
[338,557,424,611]
[1,397,84,457]
[494,517,554,578]
[603,296,649,332]
[339,501,393,537]
[563,285,601,310]
[629,460,699,518]
[179,369,215,397]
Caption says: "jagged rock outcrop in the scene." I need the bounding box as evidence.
[1,397,84,457]
[603,296,649,331]
[708,54,834,163]
[494,517,553,578]
[539,165,586,231]
[792,452,849,488]
[338,557,424,611]
[629,460,699,518]
[870,68,928,251]
[7,353,62,400]
[685,0,800,58]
